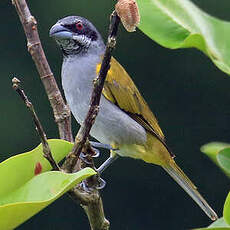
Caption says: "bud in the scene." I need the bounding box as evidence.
[115,0,140,32]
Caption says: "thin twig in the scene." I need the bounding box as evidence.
[62,11,120,230]
[12,77,60,171]
[11,76,108,227]
[13,1,120,229]
[12,0,73,142]
[62,11,121,173]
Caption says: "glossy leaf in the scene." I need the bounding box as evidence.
[194,218,230,229]
[224,192,230,226]
[195,228,230,230]
[209,218,230,228]
[0,168,96,230]
[136,0,230,75]
[200,142,230,164]
[0,139,73,197]
[217,148,230,174]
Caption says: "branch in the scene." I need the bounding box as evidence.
[12,77,60,170]
[62,11,121,172]
[69,188,110,230]
[13,1,120,229]
[11,77,90,219]
[12,0,73,142]
[67,139,110,230]
[82,192,110,230]
[61,11,120,230]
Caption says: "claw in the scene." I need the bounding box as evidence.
[92,147,100,158]
[79,180,93,192]
[79,177,106,191]
[79,152,92,165]
[95,177,106,190]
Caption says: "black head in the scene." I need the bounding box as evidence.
[50,16,105,56]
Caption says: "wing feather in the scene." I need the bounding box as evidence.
[96,57,165,141]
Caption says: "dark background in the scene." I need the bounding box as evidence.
[1,0,230,229]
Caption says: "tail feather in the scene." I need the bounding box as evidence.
[163,161,218,221]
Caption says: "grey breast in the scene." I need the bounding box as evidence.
[61,54,147,146]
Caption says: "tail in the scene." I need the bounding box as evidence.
[163,161,218,221]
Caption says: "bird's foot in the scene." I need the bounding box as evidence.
[79,142,118,191]
[79,152,93,165]
[95,177,106,190]
[79,180,91,192]
[92,147,100,158]
[79,146,101,164]
[79,176,106,192]
[79,142,114,163]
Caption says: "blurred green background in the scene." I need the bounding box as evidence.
[1,0,230,229]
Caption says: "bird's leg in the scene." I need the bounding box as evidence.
[90,141,117,151]
[93,153,119,190]
[80,154,119,190]
[89,141,118,160]
[97,153,119,174]
[80,143,119,191]
[79,141,116,163]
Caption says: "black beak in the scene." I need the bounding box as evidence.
[49,23,73,39]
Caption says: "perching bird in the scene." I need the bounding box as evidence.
[50,16,218,221]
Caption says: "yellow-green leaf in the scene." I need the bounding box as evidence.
[224,192,230,226]
[137,0,230,75]
[194,217,230,229]
[201,142,230,177]
[0,168,96,230]
[200,142,230,164]
[0,139,73,197]
[217,148,230,175]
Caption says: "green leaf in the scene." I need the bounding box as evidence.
[201,143,230,177]
[209,218,230,228]
[195,228,230,230]
[0,139,83,229]
[136,0,230,75]
[0,168,96,230]
[200,142,230,164]
[217,148,230,174]
[194,218,230,229]
[224,192,230,226]
[0,139,73,197]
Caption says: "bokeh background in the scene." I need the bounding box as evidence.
[1,0,230,229]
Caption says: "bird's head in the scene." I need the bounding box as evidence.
[49,16,105,56]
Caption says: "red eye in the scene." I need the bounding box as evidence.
[76,22,83,30]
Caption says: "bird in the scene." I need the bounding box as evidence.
[49,15,218,221]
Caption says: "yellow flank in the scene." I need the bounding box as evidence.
[117,131,172,166]
[142,132,172,165]
[96,57,165,140]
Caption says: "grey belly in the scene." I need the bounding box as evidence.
[61,61,147,147]
[68,92,147,146]
[90,96,147,146]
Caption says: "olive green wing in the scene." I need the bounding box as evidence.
[96,57,165,140]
